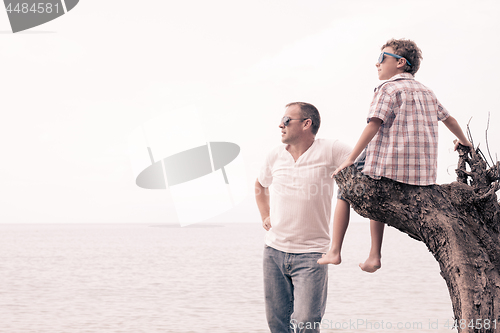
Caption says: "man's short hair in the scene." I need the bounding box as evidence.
[382,38,423,76]
[286,102,321,135]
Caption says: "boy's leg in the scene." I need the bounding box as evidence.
[318,199,350,265]
[359,219,384,273]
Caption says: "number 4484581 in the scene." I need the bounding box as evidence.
[445,319,497,330]
[6,3,60,14]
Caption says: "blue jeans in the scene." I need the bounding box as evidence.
[263,246,328,333]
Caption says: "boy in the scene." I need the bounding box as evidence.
[318,38,472,272]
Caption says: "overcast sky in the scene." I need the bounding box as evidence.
[1,0,499,224]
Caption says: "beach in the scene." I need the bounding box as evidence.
[0,222,455,332]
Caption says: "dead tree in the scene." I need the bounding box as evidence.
[335,144,500,333]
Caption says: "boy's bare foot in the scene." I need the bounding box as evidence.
[359,257,381,273]
[317,252,341,265]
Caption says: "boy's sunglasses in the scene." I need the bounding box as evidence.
[281,116,309,126]
[378,52,412,66]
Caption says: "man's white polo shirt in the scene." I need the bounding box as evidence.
[258,138,352,253]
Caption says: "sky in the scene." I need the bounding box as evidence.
[1,0,499,224]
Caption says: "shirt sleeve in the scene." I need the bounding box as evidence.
[436,99,451,121]
[258,150,274,188]
[367,86,394,124]
[331,140,353,169]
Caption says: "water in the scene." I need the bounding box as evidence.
[0,223,455,333]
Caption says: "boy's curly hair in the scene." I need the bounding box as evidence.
[382,39,423,76]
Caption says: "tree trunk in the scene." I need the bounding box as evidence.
[334,145,500,333]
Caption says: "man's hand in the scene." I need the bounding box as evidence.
[262,216,271,231]
[453,139,473,151]
[255,179,271,230]
[331,159,355,178]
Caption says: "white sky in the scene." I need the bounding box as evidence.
[1,0,499,224]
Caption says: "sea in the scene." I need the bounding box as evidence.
[0,222,456,333]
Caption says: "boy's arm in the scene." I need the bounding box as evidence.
[333,118,383,176]
[442,116,473,150]
[255,179,271,231]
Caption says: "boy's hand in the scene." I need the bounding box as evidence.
[332,159,355,178]
[453,139,473,151]
[262,216,271,231]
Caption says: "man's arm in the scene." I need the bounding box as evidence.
[332,118,383,176]
[442,116,473,150]
[255,179,271,231]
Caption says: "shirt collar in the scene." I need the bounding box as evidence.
[374,73,414,92]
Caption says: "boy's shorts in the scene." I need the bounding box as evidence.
[336,149,366,200]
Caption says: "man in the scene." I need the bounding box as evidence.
[255,102,351,332]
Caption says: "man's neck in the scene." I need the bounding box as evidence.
[286,137,315,161]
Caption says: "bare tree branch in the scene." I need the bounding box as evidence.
[334,139,500,332]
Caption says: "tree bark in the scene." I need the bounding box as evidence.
[335,145,500,333]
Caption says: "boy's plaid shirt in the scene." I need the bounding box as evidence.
[363,73,450,186]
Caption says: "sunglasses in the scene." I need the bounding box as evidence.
[281,116,309,126]
[378,52,412,66]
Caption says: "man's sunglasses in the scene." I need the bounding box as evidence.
[378,52,412,66]
[281,116,310,127]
